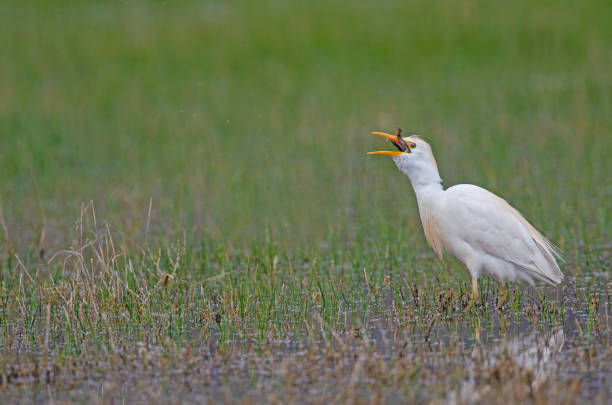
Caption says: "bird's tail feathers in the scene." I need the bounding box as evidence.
[508,204,564,284]
[532,236,564,285]
[537,234,564,262]
[515,263,561,286]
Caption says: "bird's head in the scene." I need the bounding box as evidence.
[368,129,442,187]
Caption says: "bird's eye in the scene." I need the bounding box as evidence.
[410,143,416,148]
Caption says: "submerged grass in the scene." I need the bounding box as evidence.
[0,0,610,403]
[0,203,609,403]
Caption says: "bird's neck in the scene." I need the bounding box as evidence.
[404,161,443,190]
[412,182,444,205]
[406,161,444,207]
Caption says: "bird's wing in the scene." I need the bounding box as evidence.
[443,184,563,285]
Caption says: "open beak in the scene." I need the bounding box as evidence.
[368,130,411,156]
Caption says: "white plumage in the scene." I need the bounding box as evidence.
[368,130,563,309]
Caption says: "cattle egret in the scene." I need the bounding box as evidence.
[368,129,563,311]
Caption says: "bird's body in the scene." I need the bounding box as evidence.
[414,183,562,285]
[369,130,563,309]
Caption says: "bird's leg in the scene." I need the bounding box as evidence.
[497,283,508,311]
[464,277,479,312]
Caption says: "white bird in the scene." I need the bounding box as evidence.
[368,129,563,310]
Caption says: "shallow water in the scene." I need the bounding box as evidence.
[1,275,609,404]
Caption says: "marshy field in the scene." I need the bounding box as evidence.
[0,1,610,403]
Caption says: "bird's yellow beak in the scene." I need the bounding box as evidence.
[367,130,410,155]
[367,150,405,156]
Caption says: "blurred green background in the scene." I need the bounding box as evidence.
[1,0,610,252]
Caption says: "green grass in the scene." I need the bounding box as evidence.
[0,0,610,403]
